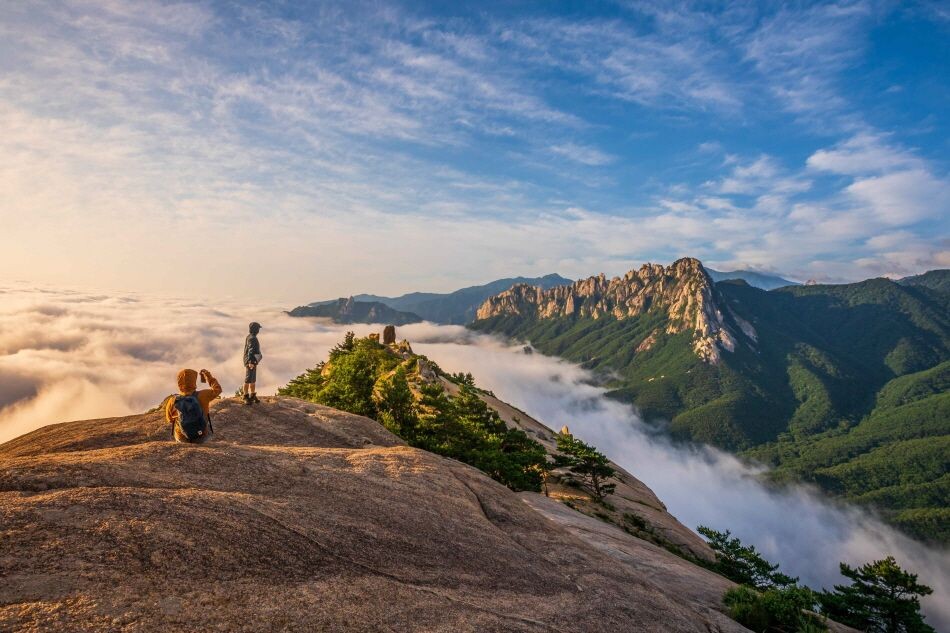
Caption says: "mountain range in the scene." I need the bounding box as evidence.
[343,273,574,324]
[292,270,797,325]
[707,268,798,290]
[471,259,950,544]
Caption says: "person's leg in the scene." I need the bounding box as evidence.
[244,365,257,403]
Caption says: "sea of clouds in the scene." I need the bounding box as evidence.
[0,283,946,628]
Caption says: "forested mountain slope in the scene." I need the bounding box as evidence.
[471,262,950,542]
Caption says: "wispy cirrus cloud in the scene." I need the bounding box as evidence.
[0,0,947,299]
[549,142,617,166]
[739,1,877,121]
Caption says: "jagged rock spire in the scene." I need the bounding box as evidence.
[475,258,747,364]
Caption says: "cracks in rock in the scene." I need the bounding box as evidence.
[231,497,568,633]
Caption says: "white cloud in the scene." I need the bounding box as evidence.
[847,168,949,225]
[0,0,945,298]
[659,199,700,213]
[807,132,923,175]
[697,141,722,153]
[806,133,950,227]
[549,142,616,166]
[504,16,743,113]
[714,155,811,195]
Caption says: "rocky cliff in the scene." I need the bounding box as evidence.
[0,397,755,632]
[476,258,746,363]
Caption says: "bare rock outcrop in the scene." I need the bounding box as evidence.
[0,398,752,632]
[383,324,396,345]
[475,258,750,364]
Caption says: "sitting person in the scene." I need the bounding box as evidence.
[165,368,222,443]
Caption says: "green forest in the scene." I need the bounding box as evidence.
[472,271,950,543]
[279,333,549,492]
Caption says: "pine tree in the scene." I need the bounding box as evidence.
[820,557,934,633]
[280,333,548,492]
[277,363,325,400]
[328,331,356,360]
[553,432,617,501]
[376,367,416,437]
[697,526,797,590]
[450,372,476,387]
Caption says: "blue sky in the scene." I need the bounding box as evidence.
[1,0,948,300]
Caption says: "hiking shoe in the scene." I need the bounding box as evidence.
[243,393,252,405]
[251,394,261,404]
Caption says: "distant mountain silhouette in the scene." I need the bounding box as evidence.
[305,274,573,324]
[288,297,422,325]
[707,268,798,290]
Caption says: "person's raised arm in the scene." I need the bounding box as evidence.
[200,369,223,398]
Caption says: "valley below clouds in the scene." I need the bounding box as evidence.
[1,283,947,627]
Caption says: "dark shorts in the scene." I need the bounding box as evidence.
[245,364,257,384]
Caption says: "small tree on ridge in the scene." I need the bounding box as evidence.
[554,432,617,502]
[819,556,934,633]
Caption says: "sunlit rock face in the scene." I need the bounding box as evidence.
[0,397,750,632]
[476,258,750,364]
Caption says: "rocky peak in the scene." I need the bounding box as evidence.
[475,258,745,363]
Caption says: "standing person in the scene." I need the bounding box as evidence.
[165,368,222,443]
[243,321,263,405]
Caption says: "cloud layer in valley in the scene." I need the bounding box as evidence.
[1,285,946,628]
[0,283,347,443]
[413,331,950,629]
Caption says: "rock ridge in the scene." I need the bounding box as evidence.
[0,397,752,632]
[475,258,746,363]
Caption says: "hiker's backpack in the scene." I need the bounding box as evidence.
[173,393,208,441]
